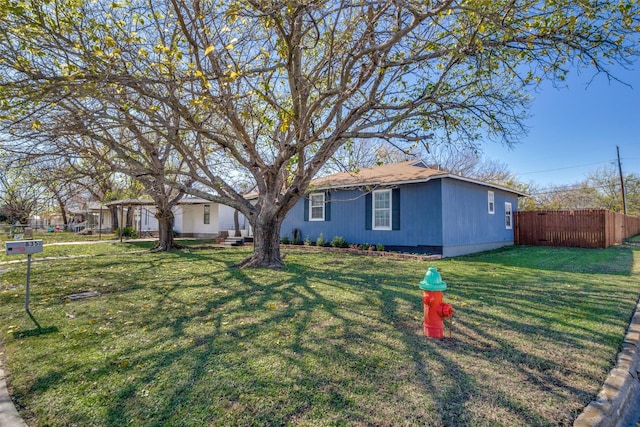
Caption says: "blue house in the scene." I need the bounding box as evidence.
[280,160,526,257]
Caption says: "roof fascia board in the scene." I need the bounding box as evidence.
[439,174,529,197]
[311,174,528,197]
[310,177,439,191]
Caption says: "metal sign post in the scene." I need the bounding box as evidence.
[5,240,43,313]
[25,254,32,312]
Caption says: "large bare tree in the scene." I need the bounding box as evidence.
[0,157,49,224]
[0,0,638,267]
[54,101,193,251]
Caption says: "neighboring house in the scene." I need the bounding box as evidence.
[102,197,249,238]
[77,201,114,232]
[280,160,526,257]
[104,199,159,234]
[174,198,251,238]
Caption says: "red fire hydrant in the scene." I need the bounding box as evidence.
[419,266,454,339]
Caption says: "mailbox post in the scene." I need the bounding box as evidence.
[5,240,43,313]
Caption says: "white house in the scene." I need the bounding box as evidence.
[79,201,115,232]
[173,198,251,238]
[104,199,159,235]
[173,198,218,237]
[101,197,251,238]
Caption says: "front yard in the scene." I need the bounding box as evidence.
[0,241,638,426]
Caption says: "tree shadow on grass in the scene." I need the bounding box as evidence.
[11,247,637,426]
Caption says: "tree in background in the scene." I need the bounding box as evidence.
[587,166,640,215]
[21,158,88,230]
[0,158,49,224]
[523,166,640,214]
[531,182,600,211]
[2,70,195,250]
[0,0,637,267]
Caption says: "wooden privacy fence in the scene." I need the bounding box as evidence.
[514,209,640,249]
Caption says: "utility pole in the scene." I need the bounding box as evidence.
[617,145,627,215]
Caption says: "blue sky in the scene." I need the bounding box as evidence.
[482,63,640,189]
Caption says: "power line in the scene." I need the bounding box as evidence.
[526,182,623,196]
[515,160,615,177]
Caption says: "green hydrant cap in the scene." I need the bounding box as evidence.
[419,266,447,291]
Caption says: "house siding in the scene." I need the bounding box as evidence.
[174,204,219,237]
[440,178,518,256]
[280,181,444,251]
[138,206,159,233]
[218,205,251,233]
[281,177,519,257]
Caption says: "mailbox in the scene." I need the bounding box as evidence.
[5,240,43,256]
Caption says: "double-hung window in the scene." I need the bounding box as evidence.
[373,189,392,230]
[309,193,325,221]
[505,202,512,229]
[204,204,211,225]
[488,191,495,214]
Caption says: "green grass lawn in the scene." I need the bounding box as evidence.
[0,242,638,426]
[1,230,120,244]
[627,234,640,244]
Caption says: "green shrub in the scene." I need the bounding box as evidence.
[291,229,303,245]
[115,226,138,238]
[304,236,313,246]
[316,233,327,247]
[280,236,290,244]
[376,243,385,252]
[331,236,348,248]
[361,243,370,250]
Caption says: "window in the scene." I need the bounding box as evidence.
[373,190,392,230]
[488,191,495,214]
[505,202,512,229]
[204,204,210,225]
[309,193,325,221]
[365,189,399,231]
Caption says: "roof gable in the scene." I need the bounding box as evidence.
[310,160,446,189]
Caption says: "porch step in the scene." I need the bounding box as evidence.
[223,236,244,246]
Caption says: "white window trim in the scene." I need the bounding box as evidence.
[373,189,392,231]
[309,192,325,221]
[488,191,495,214]
[505,202,512,230]
[204,204,211,225]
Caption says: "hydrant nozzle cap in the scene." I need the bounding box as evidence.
[419,266,447,291]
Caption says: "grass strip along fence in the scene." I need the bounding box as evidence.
[515,209,640,249]
[0,240,638,426]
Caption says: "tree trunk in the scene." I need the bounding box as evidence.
[233,209,240,237]
[153,208,180,251]
[237,210,283,269]
[111,206,119,231]
[54,193,69,231]
[126,206,134,227]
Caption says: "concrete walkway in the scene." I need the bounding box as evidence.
[574,297,640,427]
[0,359,27,427]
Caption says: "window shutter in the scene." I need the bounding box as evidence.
[365,193,372,230]
[392,188,400,230]
[325,192,331,221]
[303,197,309,221]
